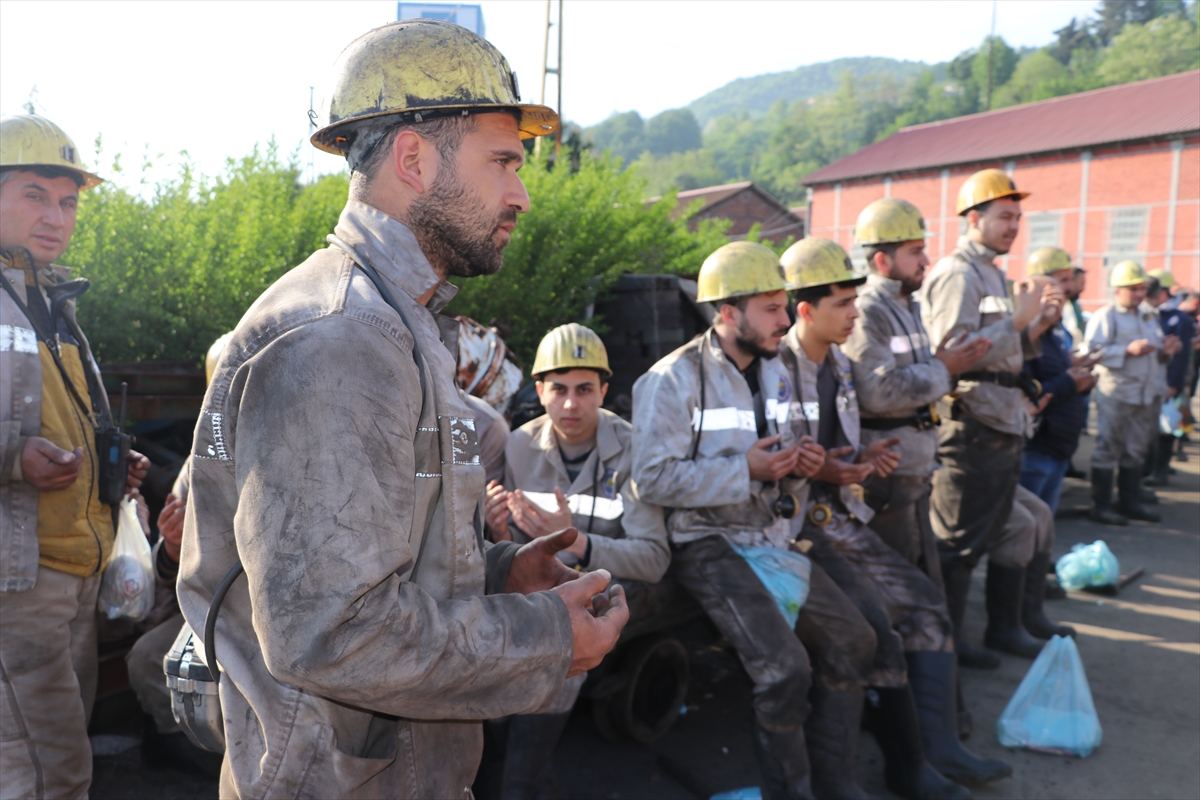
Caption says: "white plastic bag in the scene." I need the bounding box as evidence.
[98,496,154,621]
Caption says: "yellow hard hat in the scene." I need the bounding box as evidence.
[1147,268,1176,288]
[1109,260,1147,288]
[205,332,234,386]
[312,20,559,157]
[1027,247,1074,277]
[853,198,932,246]
[695,241,792,304]
[956,168,1029,215]
[0,115,102,190]
[532,323,611,378]
[781,238,865,290]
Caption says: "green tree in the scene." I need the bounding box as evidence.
[446,151,729,365]
[993,50,1072,107]
[1095,15,1200,84]
[583,111,645,162]
[633,148,726,195]
[973,35,1020,107]
[644,108,703,155]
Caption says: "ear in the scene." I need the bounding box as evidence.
[390,129,436,194]
[534,380,547,407]
[797,300,815,324]
[871,250,889,274]
[966,209,981,229]
[718,303,740,327]
[599,381,609,403]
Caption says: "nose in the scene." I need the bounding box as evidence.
[509,172,530,214]
[41,203,66,228]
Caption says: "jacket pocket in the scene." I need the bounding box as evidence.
[295,722,404,800]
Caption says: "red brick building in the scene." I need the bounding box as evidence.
[654,181,805,245]
[803,70,1200,312]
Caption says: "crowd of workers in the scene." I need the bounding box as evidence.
[2,17,1198,800]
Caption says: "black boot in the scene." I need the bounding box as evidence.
[955,675,972,741]
[906,652,1012,784]
[1144,434,1173,486]
[1118,468,1161,522]
[499,712,570,800]
[866,687,971,800]
[753,722,816,800]
[1088,468,1127,525]
[983,562,1045,659]
[1021,551,1076,640]
[805,687,871,800]
[942,562,999,670]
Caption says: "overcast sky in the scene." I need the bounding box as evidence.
[1,0,1098,186]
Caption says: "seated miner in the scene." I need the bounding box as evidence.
[777,237,1011,798]
[632,241,886,800]
[483,323,670,799]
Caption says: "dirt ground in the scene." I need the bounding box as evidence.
[90,435,1200,800]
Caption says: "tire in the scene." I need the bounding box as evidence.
[596,635,689,744]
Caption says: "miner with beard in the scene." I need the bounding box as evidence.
[633,242,883,800]
[175,22,627,799]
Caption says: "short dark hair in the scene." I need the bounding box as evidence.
[1145,277,1164,297]
[0,165,84,189]
[794,278,867,308]
[863,242,901,268]
[963,199,993,217]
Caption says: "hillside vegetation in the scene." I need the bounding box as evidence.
[586,0,1199,205]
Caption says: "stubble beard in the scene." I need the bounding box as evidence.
[735,318,784,360]
[407,158,516,278]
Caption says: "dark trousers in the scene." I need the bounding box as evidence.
[670,535,876,733]
[864,473,944,592]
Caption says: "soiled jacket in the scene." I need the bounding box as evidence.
[1084,302,1166,406]
[1,251,114,591]
[631,330,804,548]
[922,237,1040,436]
[177,201,573,800]
[777,328,874,522]
[503,409,669,583]
[466,393,509,485]
[843,274,952,478]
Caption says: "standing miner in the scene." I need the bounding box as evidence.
[843,198,991,587]
[779,237,1008,797]
[633,242,879,800]
[1084,261,1181,523]
[176,22,627,799]
[486,323,669,798]
[922,169,1070,667]
[0,114,150,799]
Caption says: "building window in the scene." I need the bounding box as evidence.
[1026,213,1061,253]
[850,240,866,271]
[1103,206,1148,296]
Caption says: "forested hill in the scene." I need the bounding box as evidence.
[687,57,939,124]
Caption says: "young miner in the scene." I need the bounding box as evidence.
[922,169,1067,666]
[633,241,882,800]
[842,199,991,588]
[484,323,670,798]
[1084,261,1182,523]
[779,237,1009,797]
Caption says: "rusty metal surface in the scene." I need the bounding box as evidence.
[454,316,523,412]
[805,70,1200,185]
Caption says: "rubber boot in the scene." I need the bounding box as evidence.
[1144,434,1173,486]
[753,722,817,800]
[942,562,999,670]
[1087,468,1127,526]
[865,687,971,800]
[955,675,973,741]
[1118,468,1161,522]
[805,687,871,800]
[1021,551,1076,639]
[906,652,1012,784]
[983,562,1044,659]
[499,712,570,800]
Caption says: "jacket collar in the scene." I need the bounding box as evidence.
[333,200,459,313]
[535,408,623,465]
[958,235,999,266]
[867,272,905,299]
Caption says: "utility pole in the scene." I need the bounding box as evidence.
[535,0,563,160]
[307,86,316,184]
[985,0,997,110]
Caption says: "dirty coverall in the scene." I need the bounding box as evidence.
[176,201,575,800]
[779,328,953,687]
[493,409,670,796]
[1085,302,1167,470]
[633,330,877,796]
[842,273,951,589]
[1,250,115,800]
[921,238,1046,569]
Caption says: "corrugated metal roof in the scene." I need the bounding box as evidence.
[803,70,1200,185]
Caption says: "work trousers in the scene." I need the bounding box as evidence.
[670,536,875,733]
[802,511,953,684]
[992,485,1054,568]
[863,473,944,591]
[0,566,101,800]
[931,404,1031,569]
[126,613,184,735]
[1093,393,1160,470]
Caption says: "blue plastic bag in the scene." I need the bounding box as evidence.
[1160,396,1183,436]
[731,545,811,628]
[712,788,762,800]
[997,635,1102,757]
[1055,541,1120,591]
